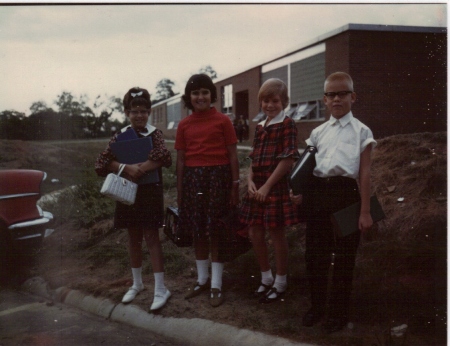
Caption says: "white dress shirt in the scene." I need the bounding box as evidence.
[306,111,376,179]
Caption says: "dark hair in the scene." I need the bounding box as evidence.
[123,87,152,111]
[182,74,217,110]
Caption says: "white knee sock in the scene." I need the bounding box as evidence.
[196,259,210,285]
[131,267,143,288]
[273,274,287,293]
[154,272,166,295]
[211,262,224,290]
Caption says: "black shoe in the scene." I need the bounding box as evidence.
[302,307,324,327]
[253,283,272,297]
[258,287,285,304]
[323,317,348,333]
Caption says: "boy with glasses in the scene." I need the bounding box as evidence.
[291,72,377,333]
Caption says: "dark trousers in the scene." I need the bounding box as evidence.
[304,176,361,319]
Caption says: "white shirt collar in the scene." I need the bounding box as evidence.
[120,124,156,137]
[258,110,285,127]
[329,111,353,127]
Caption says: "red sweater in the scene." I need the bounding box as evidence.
[175,107,237,167]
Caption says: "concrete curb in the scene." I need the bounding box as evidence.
[21,276,315,346]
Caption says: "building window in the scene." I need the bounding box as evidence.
[289,100,325,121]
[222,84,233,114]
[252,111,266,123]
[152,108,157,125]
[167,101,181,130]
[155,108,162,124]
[167,120,179,130]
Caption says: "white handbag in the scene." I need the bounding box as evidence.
[100,164,137,205]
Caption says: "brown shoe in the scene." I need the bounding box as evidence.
[210,288,224,307]
[185,278,210,299]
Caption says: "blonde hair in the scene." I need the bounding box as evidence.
[258,78,289,108]
[324,72,354,92]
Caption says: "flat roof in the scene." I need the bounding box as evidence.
[215,23,447,84]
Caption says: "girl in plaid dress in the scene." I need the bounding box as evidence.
[240,78,300,303]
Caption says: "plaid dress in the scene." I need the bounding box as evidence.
[239,115,300,229]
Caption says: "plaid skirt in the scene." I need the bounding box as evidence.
[178,165,232,239]
[239,170,299,229]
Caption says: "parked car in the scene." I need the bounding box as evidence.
[0,169,54,280]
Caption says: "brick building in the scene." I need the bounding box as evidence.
[151,23,447,146]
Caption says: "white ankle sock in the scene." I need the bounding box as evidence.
[154,272,166,295]
[131,267,143,288]
[196,259,210,285]
[262,269,274,284]
[211,262,224,290]
[273,274,287,293]
[257,269,274,292]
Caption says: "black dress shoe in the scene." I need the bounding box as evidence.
[323,317,347,333]
[258,287,285,304]
[253,283,272,297]
[302,308,324,327]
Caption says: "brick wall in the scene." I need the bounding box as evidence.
[326,30,447,139]
[215,67,261,142]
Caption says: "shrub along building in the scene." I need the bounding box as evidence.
[151,23,447,146]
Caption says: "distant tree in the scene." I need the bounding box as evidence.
[30,101,53,114]
[53,92,93,138]
[198,65,217,80]
[0,110,26,139]
[155,78,175,101]
[0,91,124,140]
[53,92,122,138]
[87,95,123,137]
[28,110,66,140]
[55,91,93,118]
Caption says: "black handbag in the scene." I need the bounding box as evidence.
[163,206,193,247]
[217,208,252,262]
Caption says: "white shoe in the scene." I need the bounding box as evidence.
[122,285,144,304]
[150,289,171,311]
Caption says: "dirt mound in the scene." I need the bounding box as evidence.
[3,132,447,345]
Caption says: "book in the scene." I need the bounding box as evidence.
[116,128,138,141]
[331,195,386,237]
[110,136,159,184]
[289,146,317,195]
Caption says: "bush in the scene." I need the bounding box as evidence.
[40,171,115,228]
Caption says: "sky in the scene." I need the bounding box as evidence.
[0,2,447,120]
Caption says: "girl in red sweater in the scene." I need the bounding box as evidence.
[175,74,240,307]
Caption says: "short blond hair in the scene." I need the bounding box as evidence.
[258,78,289,108]
[324,72,354,92]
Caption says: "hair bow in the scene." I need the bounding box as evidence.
[131,91,143,97]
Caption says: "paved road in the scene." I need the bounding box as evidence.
[0,289,182,346]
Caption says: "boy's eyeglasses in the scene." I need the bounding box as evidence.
[324,91,353,99]
[129,110,150,116]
